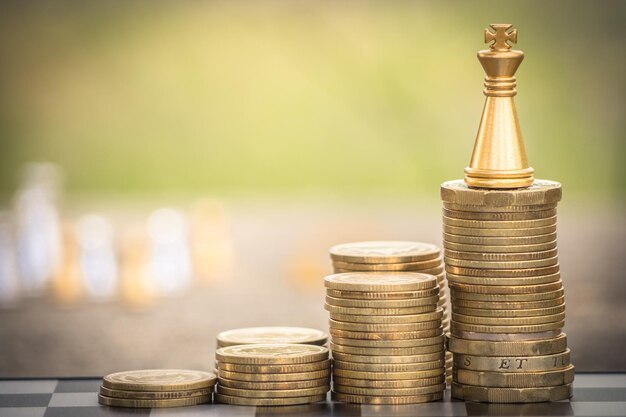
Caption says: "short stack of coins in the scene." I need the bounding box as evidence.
[441,180,574,403]
[324,272,446,404]
[99,369,216,408]
[216,327,328,348]
[329,241,452,382]
[215,344,331,406]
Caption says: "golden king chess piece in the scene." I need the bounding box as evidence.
[464,24,534,189]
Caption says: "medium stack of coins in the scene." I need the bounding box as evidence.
[441,180,574,403]
[324,272,446,404]
[216,327,328,348]
[99,369,216,408]
[215,344,330,406]
[329,241,452,381]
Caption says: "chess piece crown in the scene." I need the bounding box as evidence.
[464,24,535,189]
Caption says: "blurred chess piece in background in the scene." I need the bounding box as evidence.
[14,163,63,296]
[0,212,20,308]
[146,208,192,297]
[119,224,153,309]
[51,221,82,305]
[77,214,119,301]
[189,199,234,285]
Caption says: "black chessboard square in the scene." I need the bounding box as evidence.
[54,380,102,393]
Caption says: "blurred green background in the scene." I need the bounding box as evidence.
[1,0,624,200]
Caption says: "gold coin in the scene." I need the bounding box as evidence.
[451,296,565,310]
[102,369,216,392]
[330,309,443,324]
[451,320,565,335]
[324,272,436,292]
[329,241,440,264]
[443,232,557,246]
[333,359,444,373]
[446,264,560,278]
[450,288,564,302]
[452,329,562,342]
[216,344,328,365]
[333,375,444,389]
[332,257,443,272]
[444,256,559,270]
[442,215,557,229]
[440,180,562,206]
[329,319,441,332]
[330,335,444,350]
[443,202,558,213]
[331,349,444,364]
[216,327,327,347]
[443,240,557,254]
[99,386,213,400]
[326,288,438,300]
[452,312,565,326]
[451,382,572,403]
[334,266,444,275]
[326,295,439,309]
[98,394,211,408]
[333,367,444,380]
[449,280,562,294]
[446,272,561,286]
[443,208,557,221]
[329,327,442,340]
[325,303,436,316]
[454,365,575,388]
[333,383,445,397]
[216,385,328,399]
[331,391,443,404]
[452,304,565,318]
[454,349,571,372]
[444,248,558,262]
[216,369,330,382]
[217,377,329,390]
[217,359,330,374]
[215,393,325,406]
[443,224,557,237]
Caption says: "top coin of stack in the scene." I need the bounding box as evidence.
[216,327,328,348]
[324,272,446,404]
[329,241,452,381]
[99,369,216,408]
[215,344,331,406]
[441,180,574,403]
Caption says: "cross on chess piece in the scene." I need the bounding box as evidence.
[484,23,517,50]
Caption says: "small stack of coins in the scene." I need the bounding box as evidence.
[329,241,452,381]
[324,272,446,404]
[215,344,331,406]
[216,327,328,348]
[441,180,574,403]
[99,369,216,408]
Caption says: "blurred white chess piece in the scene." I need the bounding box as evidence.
[77,214,118,300]
[0,212,20,308]
[146,208,192,296]
[14,163,63,295]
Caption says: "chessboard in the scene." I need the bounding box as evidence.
[0,373,625,417]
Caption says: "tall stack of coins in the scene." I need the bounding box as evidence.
[99,369,216,408]
[324,272,446,404]
[441,180,574,402]
[214,344,330,406]
[329,241,452,381]
[216,327,328,348]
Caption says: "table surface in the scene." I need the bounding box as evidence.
[0,373,625,417]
